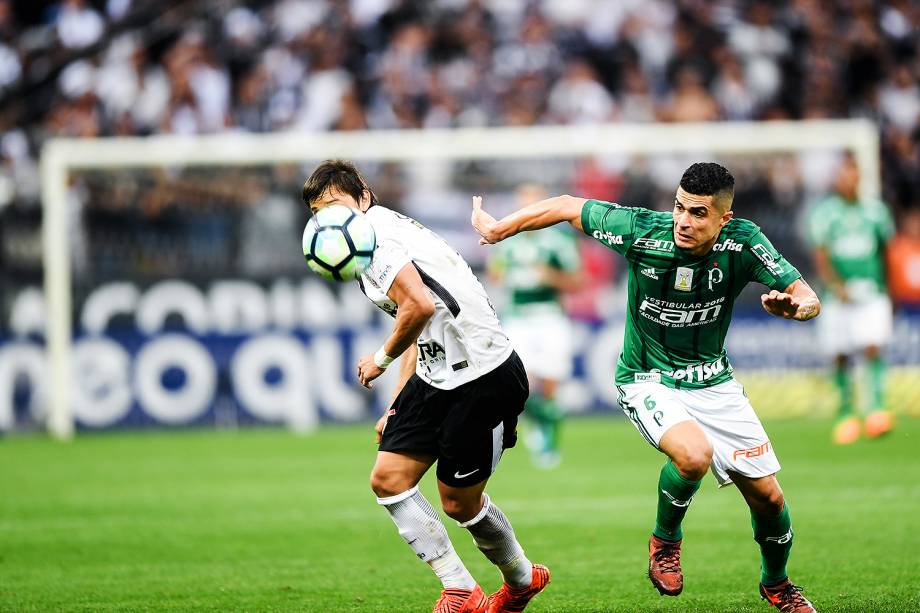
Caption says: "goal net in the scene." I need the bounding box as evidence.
[4,119,916,438]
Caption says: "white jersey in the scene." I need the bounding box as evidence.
[360,206,513,390]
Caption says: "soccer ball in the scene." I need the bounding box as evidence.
[302,205,376,281]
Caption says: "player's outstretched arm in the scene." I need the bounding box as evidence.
[471,194,587,244]
[357,265,435,388]
[760,278,821,321]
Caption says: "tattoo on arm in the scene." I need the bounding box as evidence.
[794,297,820,321]
[785,278,820,321]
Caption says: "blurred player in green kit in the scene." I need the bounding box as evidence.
[807,155,896,445]
[488,184,583,468]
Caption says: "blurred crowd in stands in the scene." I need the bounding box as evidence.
[1,0,920,305]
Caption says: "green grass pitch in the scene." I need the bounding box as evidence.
[2,417,919,612]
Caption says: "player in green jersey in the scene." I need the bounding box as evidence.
[471,163,821,613]
[806,156,895,445]
[488,184,583,469]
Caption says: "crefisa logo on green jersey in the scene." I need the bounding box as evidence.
[669,357,728,384]
[635,357,728,385]
[712,238,743,252]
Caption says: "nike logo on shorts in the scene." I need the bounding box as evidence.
[454,468,479,479]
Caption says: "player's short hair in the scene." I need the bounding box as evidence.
[302,159,379,209]
[680,162,735,210]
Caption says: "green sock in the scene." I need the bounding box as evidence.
[540,399,561,452]
[834,363,854,419]
[752,503,793,586]
[653,460,701,542]
[526,397,562,453]
[867,356,885,412]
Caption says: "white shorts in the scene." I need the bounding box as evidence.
[617,379,780,487]
[504,311,573,381]
[818,294,892,356]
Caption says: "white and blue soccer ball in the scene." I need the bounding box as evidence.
[302,204,376,281]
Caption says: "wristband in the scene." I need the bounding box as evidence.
[374,347,395,369]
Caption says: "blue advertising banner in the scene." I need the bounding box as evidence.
[2,280,919,430]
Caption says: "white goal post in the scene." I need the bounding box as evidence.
[40,119,880,439]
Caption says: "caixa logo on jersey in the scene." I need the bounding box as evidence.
[592,230,623,246]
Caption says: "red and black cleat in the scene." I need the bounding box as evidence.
[760,579,817,613]
[648,534,683,596]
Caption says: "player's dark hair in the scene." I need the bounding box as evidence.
[302,159,379,209]
[679,162,735,204]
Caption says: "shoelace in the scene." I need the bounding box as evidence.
[654,547,681,573]
[764,583,810,611]
[776,583,809,607]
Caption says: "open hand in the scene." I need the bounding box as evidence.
[471,196,500,245]
[761,289,800,319]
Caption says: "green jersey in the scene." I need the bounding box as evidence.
[490,226,580,316]
[806,195,894,298]
[581,199,801,389]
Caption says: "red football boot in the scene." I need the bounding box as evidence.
[760,579,817,612]
[486,564,550,613]
[648,535,683,596]
[432,585,487,613]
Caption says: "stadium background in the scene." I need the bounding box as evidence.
[2,2,920,613]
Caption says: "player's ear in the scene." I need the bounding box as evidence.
[359,188,372,212]
[720,209,734,227]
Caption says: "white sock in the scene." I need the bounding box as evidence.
[377,486,476,589]
[458,494,533,588]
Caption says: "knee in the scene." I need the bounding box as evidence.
[440,493,483,523]
[660,422,712,481]
[672,444,713,481]
[751,488,785,516]
[759,490,786,516]
[370,467,411,499]
[440,497,466,521]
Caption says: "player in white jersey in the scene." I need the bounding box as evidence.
[302,160,550,613]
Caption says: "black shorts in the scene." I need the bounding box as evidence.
[378,351,529,487]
